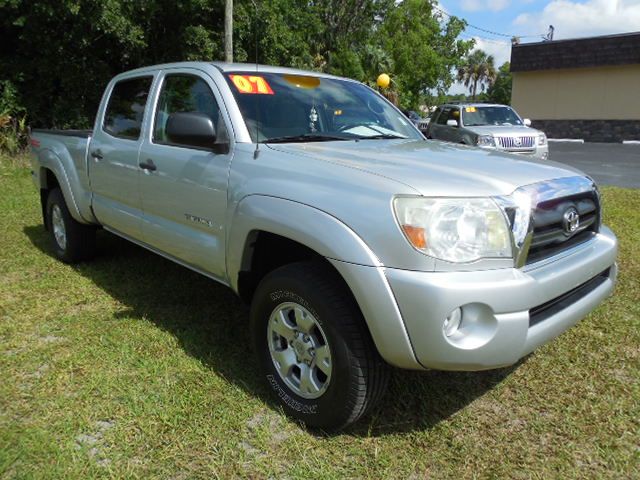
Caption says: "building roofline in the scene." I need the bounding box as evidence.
[511,31,640,72]
[516,30,640,47]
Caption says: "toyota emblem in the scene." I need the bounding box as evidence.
[563,207,580,234]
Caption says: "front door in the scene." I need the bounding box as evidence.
[138,70,233,280]
[89,75,155,239]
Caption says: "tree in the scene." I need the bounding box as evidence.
[457,49,497,101]
[486,61,512,105]
[0,0,475,133]
[380,0,472,109]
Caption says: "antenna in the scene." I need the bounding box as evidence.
[251,0,260,159]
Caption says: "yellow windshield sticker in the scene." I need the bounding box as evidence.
[283,74,321,89]
[465,107,476,113]
[229,75,274,94]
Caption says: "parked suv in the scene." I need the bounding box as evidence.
[427,103,549,159]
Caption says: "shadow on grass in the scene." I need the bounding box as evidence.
[24,224,521,437]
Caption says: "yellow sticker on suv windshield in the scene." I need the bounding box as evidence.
[229,75,274,94]
[465,107,477,112]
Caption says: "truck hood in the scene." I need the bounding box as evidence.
[268,139,582,197]
[466,125,542,137]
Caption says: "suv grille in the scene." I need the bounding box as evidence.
[418,121,430,132]
[526,190,600,264]
[497,136,536,151]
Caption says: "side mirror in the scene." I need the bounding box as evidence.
[166,112,217,149]
[446,119,458,127]
[523,118,532,127]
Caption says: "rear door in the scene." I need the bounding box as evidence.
[89,75,155,239]
[138,69,233,280]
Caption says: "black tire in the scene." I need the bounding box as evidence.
[250,261,390,431]
[46,188,96,263]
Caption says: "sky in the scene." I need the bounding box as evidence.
[441,0,640,94]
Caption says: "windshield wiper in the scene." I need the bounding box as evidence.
[357,133,406,140]
[263,133,355,143]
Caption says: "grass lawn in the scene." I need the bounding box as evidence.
[1,153,638,479]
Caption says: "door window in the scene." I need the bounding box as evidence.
[103,76,153,140]
[437,107,460,126]
[436,108,451,125]
[153,74,228,149]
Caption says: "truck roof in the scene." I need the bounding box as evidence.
[113,61,348,81]
[442,102,509,108]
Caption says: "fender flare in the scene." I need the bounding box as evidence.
[37,148,94,224]
[227,195,381,290]
[226,195,421,370]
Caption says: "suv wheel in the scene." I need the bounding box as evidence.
[250,261,390,431]
[46,188,96,263]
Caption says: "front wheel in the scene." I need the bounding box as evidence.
[250,261,390,431]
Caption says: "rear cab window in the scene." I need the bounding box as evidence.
[103,76,153,140]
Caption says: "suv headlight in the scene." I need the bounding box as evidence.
[477,135,496,148]
[393,197,513,263]
[538,133,547,146]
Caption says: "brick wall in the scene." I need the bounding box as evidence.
[531,120,640,143]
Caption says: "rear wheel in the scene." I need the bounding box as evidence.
[46,188,96,263]
[250,261,390,431]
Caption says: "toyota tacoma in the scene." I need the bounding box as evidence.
[29,62,617,430]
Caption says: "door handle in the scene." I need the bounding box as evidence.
[90,149,103,160]
[139,159,157,171]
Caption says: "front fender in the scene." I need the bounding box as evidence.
[226,195,421,369]
[227,195,381,285]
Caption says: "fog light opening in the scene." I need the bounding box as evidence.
[443,308,462,337]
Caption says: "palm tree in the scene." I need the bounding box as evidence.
[457,50,497,100]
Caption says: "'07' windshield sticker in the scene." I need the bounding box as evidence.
[229,75,274,95]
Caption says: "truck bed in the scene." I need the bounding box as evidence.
[31,129,92,138]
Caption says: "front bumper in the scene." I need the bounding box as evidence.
[384,226,617,371]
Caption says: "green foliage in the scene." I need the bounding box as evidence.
[0,80,28,154]
[457,49,497,101]
[486,61,512,105]
[381,0,472,109]
[0,0,473,132]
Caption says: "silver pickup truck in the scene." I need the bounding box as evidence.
[30,62,618,431]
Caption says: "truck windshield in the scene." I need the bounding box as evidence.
[224,72,421,143]
[461,106,523,127]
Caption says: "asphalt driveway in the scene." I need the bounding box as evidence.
[550,142,640,189]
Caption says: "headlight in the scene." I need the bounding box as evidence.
[538,133,547,146]
[393,197,513,263]
[477,135,495,148]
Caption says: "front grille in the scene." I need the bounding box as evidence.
[497,136,536,151]
[526,190,600,265]
[529,268,610,327]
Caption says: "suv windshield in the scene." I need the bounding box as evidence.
[225,72,421,143]
[461,106,523,127]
